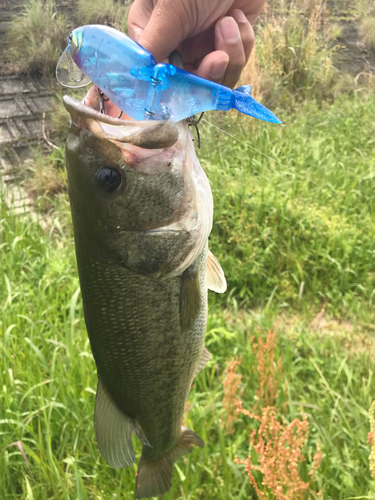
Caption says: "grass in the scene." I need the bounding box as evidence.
[4,0,69,76]
[0,192,374,498]
[247,2,340,110]
[1,88,375,498]
[73,0,130,32]
[24,146,67,207]
[1,0,375,497]
[199,91,375,322]
[4,0,130,76]
[359,18,375,52]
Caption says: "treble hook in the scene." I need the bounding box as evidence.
[97,88,123,119]
[97,88,109,114]
[187,112,204,149]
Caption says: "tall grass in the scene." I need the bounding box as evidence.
[369,401,375,479]
[5,0,68,76]
[359,18,375,51]
[240,2,341,109]
[74,0,130,32]
[1,196,374,498]
[4,0,130,75]
[199,91,375,320]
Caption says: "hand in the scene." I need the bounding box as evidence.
[128,0,266,88]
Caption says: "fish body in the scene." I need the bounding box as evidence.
[63,94,226,498]
[57,24,281,124]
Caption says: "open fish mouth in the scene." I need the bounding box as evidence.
[63,86,179,150]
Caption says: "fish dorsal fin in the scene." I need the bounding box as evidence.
[207,250,227,293]
[94,378,136,468]
[193,346,212,379]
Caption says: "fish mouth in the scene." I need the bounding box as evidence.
[63,86,179,149]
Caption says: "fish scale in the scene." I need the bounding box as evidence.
[77,253,207,450]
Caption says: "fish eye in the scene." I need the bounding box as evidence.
[96,166,122,193]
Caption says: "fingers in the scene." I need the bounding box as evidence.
[129,0,191,62]
[193,11,254,88]
[128,0,154,42]
[216,13,253,88]
[231,9,254,63]
[194,51,229,82]
[243,0,267,25]
[130,2,255,88]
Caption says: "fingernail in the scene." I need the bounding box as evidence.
[219,17,239,43]
[210,57,229,81]
[232,10,247,24]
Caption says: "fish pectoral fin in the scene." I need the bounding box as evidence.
[193,346,212,379]
[179,262,201,331]
[94,378,136,468]
[135,427,204,499]
[207,250,227,293]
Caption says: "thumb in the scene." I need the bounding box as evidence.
[137,1,190,62]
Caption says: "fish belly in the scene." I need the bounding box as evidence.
[75,243,208,454]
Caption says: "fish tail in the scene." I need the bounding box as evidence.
[135,426,204,499]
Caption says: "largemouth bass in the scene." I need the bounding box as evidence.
[63,90,226,499]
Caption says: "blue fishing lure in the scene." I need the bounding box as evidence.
[56,24,281,124]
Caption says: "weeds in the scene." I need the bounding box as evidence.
[222,327,323,497]
[251,326,282,408]
[359,18,375,52]
[24,146,67,208]
[1,194,374,497]
[201,93,375,319]
[74,0,130,32]
[241,2,340,109]
[369,401,375,478]
[221,357,242,434]
[4,0,130,76]
[235,406,319,499]
[5,0,68,76]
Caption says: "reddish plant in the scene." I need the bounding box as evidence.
[221,326,322,497]
[236,405,321,499]
[221,356,242,434]
[252,326,283,409]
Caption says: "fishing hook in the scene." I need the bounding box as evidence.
[97,88,124,119]
[97,88,109,114]
[187,112,204,149]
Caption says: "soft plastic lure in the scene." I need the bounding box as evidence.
[56,24,281,124]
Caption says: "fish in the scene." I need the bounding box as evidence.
[56,24,281,124]
[63,88,227,499]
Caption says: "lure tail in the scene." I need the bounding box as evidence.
[232,85,282,124]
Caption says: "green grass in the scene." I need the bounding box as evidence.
[1,89,375,499]
[0,188,374,499]
[73,0,129,32]
[199,91,375,323]
[5,0,68,76]
[4,0,129,76]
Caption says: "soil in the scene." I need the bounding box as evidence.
[335,20,375,75]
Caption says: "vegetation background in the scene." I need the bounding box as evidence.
[1,0,375,498]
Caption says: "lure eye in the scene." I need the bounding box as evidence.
[68,33,73,44]
[96,166,122,193]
